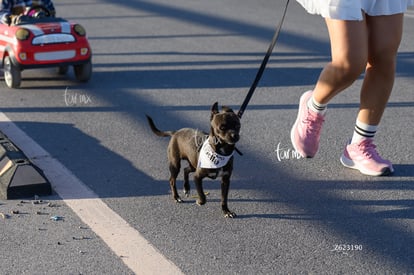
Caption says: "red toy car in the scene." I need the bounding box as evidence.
[0,6,92,88]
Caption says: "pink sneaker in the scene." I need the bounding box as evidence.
[290,91,325,158]
[340,139,394,176]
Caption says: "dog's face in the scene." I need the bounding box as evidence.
[210,102,241,145]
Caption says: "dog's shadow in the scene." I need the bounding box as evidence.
[235,213,317,220]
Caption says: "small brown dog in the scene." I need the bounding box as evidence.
[146,102,240,218]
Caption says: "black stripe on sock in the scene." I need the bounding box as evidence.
[312,101,326,111]
[354,125,376,138]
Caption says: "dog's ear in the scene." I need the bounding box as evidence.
[211,102,219,120]
[221,106,234,113]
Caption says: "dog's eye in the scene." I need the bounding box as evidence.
[219,125,226,131]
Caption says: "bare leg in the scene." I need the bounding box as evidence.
[339,14,403,176]
[290,17,369,158]
[358,14,404,125]
[313,17,368,104]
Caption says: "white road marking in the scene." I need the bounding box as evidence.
[0,112,183,275]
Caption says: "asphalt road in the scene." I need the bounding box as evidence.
[1,0,414,274]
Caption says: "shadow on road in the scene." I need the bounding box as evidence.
[2,0,413,272]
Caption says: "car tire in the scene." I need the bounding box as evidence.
[74,61,92,82]
[3,56,21,89]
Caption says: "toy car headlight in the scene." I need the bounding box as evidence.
[73,24,86,36]
[16,28,30,41]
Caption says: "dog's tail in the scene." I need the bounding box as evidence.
[145,115,175,137]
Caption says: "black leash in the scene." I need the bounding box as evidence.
[237,0,290,119]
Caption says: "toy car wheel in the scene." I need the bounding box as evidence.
[74,61,92,82]
[3,56,21,88]
[57,65,69,75]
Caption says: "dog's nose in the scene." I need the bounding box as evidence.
[230,132,239,141]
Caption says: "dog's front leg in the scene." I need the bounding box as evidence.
[194,173,206,205]
[221,174,236,218]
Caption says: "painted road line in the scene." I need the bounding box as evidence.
[0,112,183,275]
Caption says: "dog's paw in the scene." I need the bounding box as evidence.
[223,211,237,218]
[183,189,190,197]
[175,197,184,203]
[222,207,237,218]
[196,199,206,205]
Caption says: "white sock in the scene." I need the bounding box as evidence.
[307,96,327,115]
[351,120,377,144]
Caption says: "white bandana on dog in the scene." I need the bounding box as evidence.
[197,139,233,169]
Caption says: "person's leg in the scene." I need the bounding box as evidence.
[341,14,404,176]
[291,17,369,158]
[358,13,404,125]
[313,17,368,104]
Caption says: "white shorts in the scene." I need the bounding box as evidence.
[296,0,414,20]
